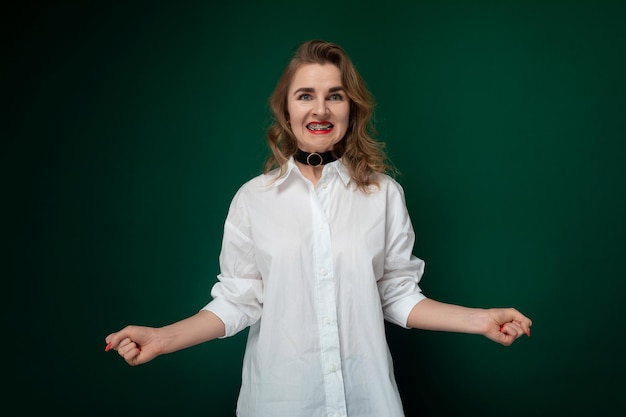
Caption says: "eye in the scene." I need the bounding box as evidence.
[297,93,312,101]
[328,93,344,101]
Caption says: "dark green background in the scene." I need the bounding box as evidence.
[5,1,625,415]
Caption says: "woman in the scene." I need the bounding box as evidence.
[105,39,532,417]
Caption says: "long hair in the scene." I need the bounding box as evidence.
[264,39,393,192]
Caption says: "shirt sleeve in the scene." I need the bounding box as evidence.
[202,186,263,337]
[377,178,427,328]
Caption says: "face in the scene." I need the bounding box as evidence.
[287,63,350,153]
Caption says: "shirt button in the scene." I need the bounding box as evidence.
[320,268,328,276]
[324,317,331,325]
[321,182,328,189]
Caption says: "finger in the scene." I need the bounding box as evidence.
[104,333,117,351]
[104,335,123,352]
[506,308,528,323]
[496,331,515,346]
[118,337,134,350]
[121,346,142,365]
[500,322,525,340]
[505,308,532,337]
[513,318,532,337]
[117,338,138,356]
[104,331,127,351]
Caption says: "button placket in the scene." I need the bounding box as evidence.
[309,175,347,417]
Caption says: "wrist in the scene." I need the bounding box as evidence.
[469,308,491,335]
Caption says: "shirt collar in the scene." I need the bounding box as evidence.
[268,158,298,187]
[269,157,352,188]
[330,159,352,186]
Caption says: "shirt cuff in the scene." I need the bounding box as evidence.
[201,298,252,338]
[384,293,427,329]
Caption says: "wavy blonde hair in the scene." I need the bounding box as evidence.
[264,39,393,192]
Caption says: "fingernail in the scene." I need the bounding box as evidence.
[526,328,531,337]
[105,342,112,352]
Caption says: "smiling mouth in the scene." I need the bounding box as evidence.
[306,122,334,132]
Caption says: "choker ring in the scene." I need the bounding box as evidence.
[294,149,337,166]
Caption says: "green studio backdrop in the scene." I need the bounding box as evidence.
[5,1,625,416]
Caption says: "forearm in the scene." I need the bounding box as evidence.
[406,298,488,334]
[158,310,226,354]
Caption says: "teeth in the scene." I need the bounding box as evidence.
[307,123,333,131]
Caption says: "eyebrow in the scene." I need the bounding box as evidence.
[292,86,345,95]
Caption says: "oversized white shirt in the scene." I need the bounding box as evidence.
[203,157,426,417]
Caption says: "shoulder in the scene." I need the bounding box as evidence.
[371,172,406,197]
[237,169,282,194]
[229,169,282,204]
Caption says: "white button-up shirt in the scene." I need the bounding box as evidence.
[204,157,426,417]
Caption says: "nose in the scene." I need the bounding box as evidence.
[313,100,329,118]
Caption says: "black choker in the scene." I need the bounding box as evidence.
[294,149,337,166]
